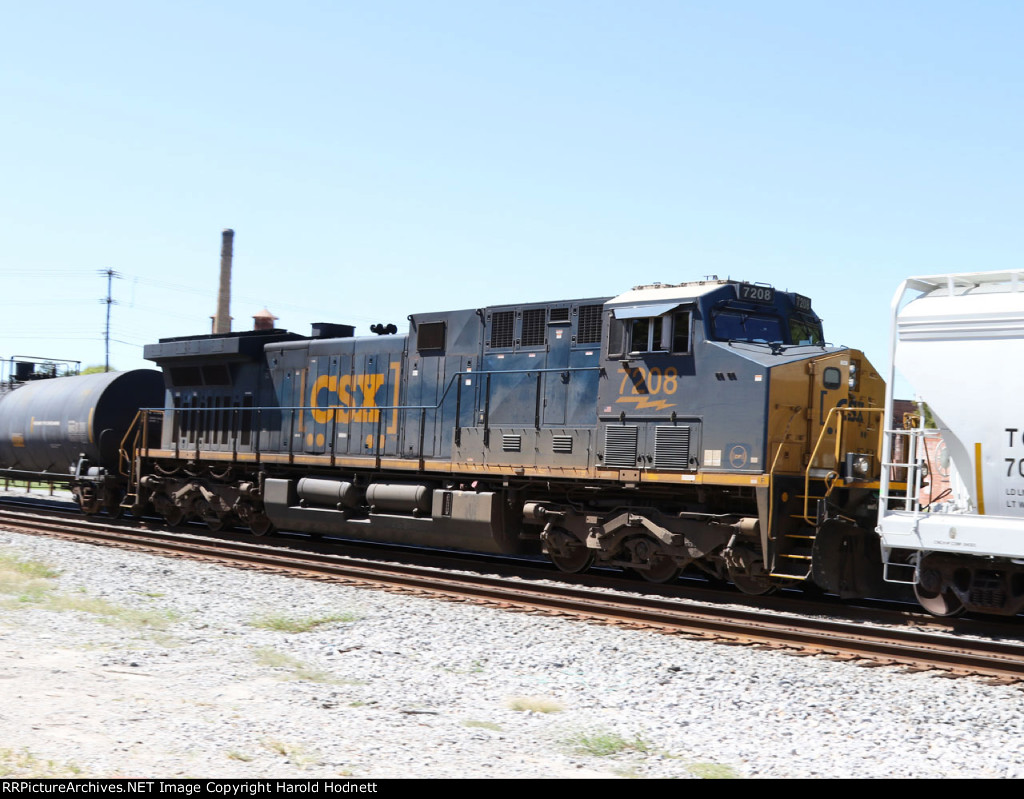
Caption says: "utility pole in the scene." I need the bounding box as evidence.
[100,269,119,372]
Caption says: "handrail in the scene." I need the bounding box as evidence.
[800,406,885,524]
[118,408,165,479]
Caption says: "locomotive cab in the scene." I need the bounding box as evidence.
[579,279,885,591]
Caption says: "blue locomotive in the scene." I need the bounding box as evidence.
[0,278,887,596]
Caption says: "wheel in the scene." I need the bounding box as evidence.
[249,514,274,537]
[545,529,594,574]
[196,500,229,532]
[205,515,228,533]
[728,567,777,596]
[162,506,185,527]
[639,555,680,584]
[549,546,595,573]
[914,583,965,617]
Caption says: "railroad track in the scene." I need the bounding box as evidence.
[2,503,1024,683]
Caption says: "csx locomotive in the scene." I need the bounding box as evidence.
[0,279,888,597]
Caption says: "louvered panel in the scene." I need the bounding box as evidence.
[603,426,638,468]
[490,311,514,348]
[552,435,573,454]
[654,426,691,470]
[521,308,546,347]
[577,304,603,344]
[502,434,522,452]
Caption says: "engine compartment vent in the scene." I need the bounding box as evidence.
[654,426,691,470]
[603,426,638,468]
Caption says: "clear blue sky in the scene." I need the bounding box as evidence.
[2,1,1022,385]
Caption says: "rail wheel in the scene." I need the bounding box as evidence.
[196,499,228,533]
[249,514,274,537]
[162,506,185,527]
[914,583,965,617]
[625,537,680,583]
[728,566,776,596]
[639,554,680,584]
[545,528,594,574]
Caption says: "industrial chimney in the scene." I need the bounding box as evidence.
[214,228,234,334]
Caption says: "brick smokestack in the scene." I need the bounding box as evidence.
[214,228,234,334]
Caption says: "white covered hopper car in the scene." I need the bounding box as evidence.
[879,271,1024,615]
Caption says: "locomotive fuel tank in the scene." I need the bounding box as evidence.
[0,369,164,475]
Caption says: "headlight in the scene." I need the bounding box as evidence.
[848,360,860,391]
[844,452,872,483]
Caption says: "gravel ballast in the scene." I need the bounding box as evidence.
[2,522,1024,779]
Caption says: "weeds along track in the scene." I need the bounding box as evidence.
[2,502,1024,683]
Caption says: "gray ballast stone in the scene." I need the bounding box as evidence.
[0,526,1023,779]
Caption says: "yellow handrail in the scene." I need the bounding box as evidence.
[801,406,885,524]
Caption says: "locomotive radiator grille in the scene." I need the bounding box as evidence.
[654,426,691,470]
[552,435,573,454]
[521,308,547,347]
[502,434,522,452]
[490,311,514,348]
[577,304,603,344]
[603,426,639,468]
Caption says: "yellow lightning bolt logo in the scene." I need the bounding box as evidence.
[615,396,676,411]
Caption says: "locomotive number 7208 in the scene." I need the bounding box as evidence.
[618,366,679,396]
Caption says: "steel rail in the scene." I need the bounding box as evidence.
[2,506,1024,682]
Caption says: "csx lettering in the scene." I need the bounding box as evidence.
[311,373,386,424]
[835,397,866,424]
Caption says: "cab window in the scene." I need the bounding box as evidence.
[789,317,824,345]
[711,311,784,343]
[625,311,692,354]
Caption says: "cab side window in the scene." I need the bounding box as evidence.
[671,311,691,353]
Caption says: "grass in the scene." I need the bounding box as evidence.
[686,762,741,779]
[253,647,355,684]
[261,739,320,768]
[46,594,180,629]
[0,552,178,629]
[506,696,564,714]
[227,751,254,763]
[250,612,359,633]
[0,552,60,579]
[564,730,651,757]
[462,720,503,731]
[0,552,61,603]
[0,748,82,778]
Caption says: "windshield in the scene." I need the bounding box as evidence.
[789,316,824,345]
[711,311,785,343]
